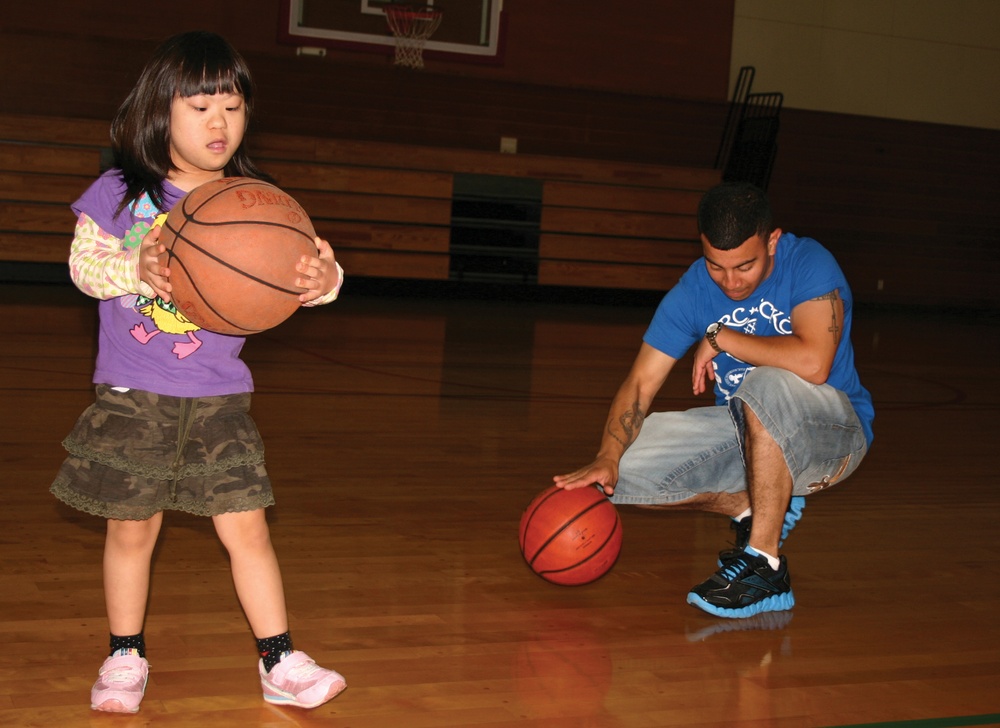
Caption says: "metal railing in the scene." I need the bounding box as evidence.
[715,66,783,190]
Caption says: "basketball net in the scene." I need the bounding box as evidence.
[384,4,443,69]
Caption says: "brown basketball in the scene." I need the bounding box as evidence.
[158,177,317,335]
[519,484,622,586]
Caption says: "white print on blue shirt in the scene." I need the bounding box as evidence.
[713,296,792,401]
[723,299,791,336]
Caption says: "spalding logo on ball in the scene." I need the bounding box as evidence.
[519,484,622,586]
[158,177,318,335]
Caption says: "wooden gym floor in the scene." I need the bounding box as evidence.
[0,279,998,727]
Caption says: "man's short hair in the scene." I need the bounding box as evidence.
[697,182,773,250]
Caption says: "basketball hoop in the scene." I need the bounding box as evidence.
[384,4,443,69]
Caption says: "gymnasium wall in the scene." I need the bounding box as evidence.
[0,0,735,120]
[729,1,1000,309]
[1,0,997,307]
[732,0,1000,131]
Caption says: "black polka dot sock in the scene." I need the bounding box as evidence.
[256,632,294,673]
[109,632,145,659]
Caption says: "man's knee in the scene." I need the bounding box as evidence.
[739,366,801,400]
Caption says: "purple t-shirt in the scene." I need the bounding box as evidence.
[73,170,254,397]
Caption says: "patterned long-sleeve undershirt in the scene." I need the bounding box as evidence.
[68,212,344,305]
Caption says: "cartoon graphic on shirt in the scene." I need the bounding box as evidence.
[121,206,203,360]
[130,295,203,359]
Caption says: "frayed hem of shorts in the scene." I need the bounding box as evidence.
[49,482,275,521]
[62,435,266,481]
[611,490,733,506]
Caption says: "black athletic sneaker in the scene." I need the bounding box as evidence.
[718,496,806,565]
[688,550,795,618]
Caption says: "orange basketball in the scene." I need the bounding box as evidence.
[519,485,622,586]
[158,177,317,335]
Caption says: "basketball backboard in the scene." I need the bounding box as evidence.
[279,0,505,63]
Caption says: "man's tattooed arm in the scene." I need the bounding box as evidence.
[813,289,842,338]
[608,400,644,448]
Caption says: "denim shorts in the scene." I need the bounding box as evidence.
[612,367,869,505]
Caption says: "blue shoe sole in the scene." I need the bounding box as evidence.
[781,496,806,545]
[686,589,795,619]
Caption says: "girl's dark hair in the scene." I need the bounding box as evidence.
[696,182,773,250]
[111,31,272,216]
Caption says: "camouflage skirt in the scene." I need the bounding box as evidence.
[51,384,275,521]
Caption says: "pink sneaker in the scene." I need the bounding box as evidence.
[260,651,346,709]
[90,653,150,713]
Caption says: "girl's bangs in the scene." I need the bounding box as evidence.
[176,59,248,98]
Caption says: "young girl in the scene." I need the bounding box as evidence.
[50,31,346,713]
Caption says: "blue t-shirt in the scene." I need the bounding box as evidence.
[643,233,874,446]
[72,169,254,397]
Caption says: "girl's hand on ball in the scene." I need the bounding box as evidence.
[138,224,173,302]
[297,237,340,303]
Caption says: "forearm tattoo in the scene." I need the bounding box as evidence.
[813,289,842,338]
[609,400,644,447]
